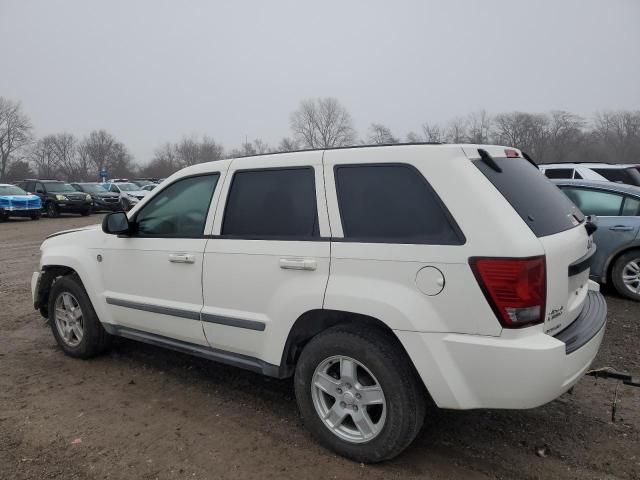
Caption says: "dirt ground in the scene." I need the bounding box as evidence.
[1,214,639,480]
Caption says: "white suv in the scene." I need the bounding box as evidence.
[32,144,607,462]
[540,162,640,186]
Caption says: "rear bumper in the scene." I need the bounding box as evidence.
[396,290,607,410]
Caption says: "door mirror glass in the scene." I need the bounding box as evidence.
[102,212,132,235]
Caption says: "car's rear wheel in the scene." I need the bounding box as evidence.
[46,202,60,218]
[294,325,426,463]
[48,275,112,358]
[611,249,640,301]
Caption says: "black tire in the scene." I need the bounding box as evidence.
[80,208,91,216]
[294,324,426,463]
[46,202,60,218]
[120,199,130,211]
[611,249,640,302]
[0,213,7,222]
[48,274,112,358]
[30,212,41,220]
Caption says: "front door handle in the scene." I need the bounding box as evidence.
[279,258,317,271]
[609,225,634,232]
[169,253,195,264]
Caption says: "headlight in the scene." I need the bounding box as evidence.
[55,194,68,201]
[85,194,92,201]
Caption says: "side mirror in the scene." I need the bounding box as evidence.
[102,212,132,235]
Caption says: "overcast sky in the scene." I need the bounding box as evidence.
[1,0,639,164]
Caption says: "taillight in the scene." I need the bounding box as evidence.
[470,256,546,328]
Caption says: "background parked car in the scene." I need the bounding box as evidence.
[16,180,92,218]
[101,181,148,211]
[141,184,157,192]
[553,179,640,301]
[71,182,121,212]
[541,163,640,186]
[0,183,42,221]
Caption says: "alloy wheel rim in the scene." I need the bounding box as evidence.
[622,258,640,295]
[54,292,84,347]
[311,355,386,444]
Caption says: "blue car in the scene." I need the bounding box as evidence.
[0,184,42,221]
[553,179,640,301]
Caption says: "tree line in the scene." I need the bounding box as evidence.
[1,95,639,183]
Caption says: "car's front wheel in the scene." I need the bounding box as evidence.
[294,325,426,463]
[48,275,112,358]
[46,202,60,218]
[611,249,640,301]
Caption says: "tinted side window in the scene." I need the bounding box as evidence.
[560,187,623,216]
[544,168,574,179]
[36,183,45,193]
[222,168,318,238]
[622,196,640,216]
[136,174,219,237]
[334,164,463,244]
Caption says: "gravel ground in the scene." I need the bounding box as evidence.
[1,214,639,480]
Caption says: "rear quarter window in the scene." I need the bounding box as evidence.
[475,157,582,237]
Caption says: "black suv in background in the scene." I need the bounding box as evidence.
[16,180,93,218]
[71,183,121,212]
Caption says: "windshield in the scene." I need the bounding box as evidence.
[117,183,139,192]
[78,183,108,193]
[45,182,77,193]
[0,185,28,196]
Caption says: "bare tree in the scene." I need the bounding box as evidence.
[0,97,33,182]
[492,112,548,159]
[78,130,135,180]
[421,123,444,143]
[277,137,299,152]
[199,136,224,163]
[406,131,423,143]
[466,110,491,144]
[290,97,356,148]
[445,117,468,143]
[29,136,59,179]
[51,133,80,179]
[5,160,33,182]
[367,123,399,144]
[544,111,586,163]
[593,111,640,164]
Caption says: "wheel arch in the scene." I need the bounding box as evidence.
[604,245,640,284]
[278,309,423,385]
[35,265,82,317]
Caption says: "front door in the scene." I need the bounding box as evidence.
[201,152,331,368]
[100,172,224,345]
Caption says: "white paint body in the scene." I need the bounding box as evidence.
[34,144,605,410]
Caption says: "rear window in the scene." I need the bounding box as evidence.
[543,168,574,179]
[592,168,640,186]
[474,157,583,237]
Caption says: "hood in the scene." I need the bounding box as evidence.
[0,194,41,201]
[125,190,148,197]
[46,224,101,239]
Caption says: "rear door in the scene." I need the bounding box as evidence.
[560,186,640,279]
[201,152,331,367]
[471,149,591,335]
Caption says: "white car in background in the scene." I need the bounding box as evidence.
[539,163,640,186]
[101,182,149,211]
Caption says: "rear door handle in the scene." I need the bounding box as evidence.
[279,258,317,271]
[609,225,634,232]
[168,253,195,264]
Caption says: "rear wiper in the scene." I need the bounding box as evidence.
[477,149,502,173]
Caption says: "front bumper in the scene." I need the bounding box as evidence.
[397,290,607,410]
[57,201,92,212]
[1,207,40,217]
